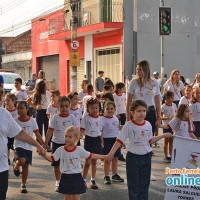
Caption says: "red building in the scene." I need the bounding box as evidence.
[32,2,123,95]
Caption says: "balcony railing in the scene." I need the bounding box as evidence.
[48,2,123,36]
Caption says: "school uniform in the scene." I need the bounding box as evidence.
[113,93,126,125]
[161,103,177,134]
[29,91,50,141]
[128,78,160,133]
[69,107,82,123]
[69,107,82,146]
[0,108,22,200]
[82,95,93,117]
[6,108,18,151]
[163,80,184,107]
[78,91,87,110]
[192,83,200,88]
[179,96,191,105]
[167,117,194,138]
[51,145,92,194]
[116,119,153,200]
[190,102,200,137]
[46,104,59,119]
[49,114,80,166]
[101,116,120,157]
[81,114,102,154]
[11,89,28,101]
[14,117,39,165]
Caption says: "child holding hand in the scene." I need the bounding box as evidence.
[43,126,105,200]
[106,100,171,200]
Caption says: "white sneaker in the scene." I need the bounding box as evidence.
[150,174,157,181]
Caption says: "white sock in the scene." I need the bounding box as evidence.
[55,180,60,186]
[91,178,95,181]
[83,179,86,182]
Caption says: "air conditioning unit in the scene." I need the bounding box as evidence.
[83,12,91,26]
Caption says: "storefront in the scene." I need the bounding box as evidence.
[31,8,123,95]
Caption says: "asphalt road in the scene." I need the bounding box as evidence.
[6,138,170,200]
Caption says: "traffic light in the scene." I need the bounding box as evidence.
[159,7,171,36]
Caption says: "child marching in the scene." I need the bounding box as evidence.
[80,97,103,189]
[101,101,124,184]
[47,90,60,119]
[43,126,105,200]
[13,101,44,193]
[44,96,79,192]
[106,100,171,200]
[161,91,177,162]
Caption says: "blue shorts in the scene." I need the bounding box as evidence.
[7,137,14,150]
[15,147,32,165]
[103,137,121,157]
[51,142,65,166]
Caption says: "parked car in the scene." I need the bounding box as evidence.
[0,72,26,94]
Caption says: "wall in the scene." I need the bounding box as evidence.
[1,30,31,54]
[137,0,200,81]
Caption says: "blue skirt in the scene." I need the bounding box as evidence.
[15,147,32,165]
[163,128,173,134]
[193,121,200,137]
[84,135,102,154]
[59,173,86,194]
[51,142,65,166]
[103,137,121,157]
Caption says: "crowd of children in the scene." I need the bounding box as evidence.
[2,68,200,200]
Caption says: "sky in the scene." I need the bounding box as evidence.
[0,0,64,37]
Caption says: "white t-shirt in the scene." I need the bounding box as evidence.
[163,80,184,101]
[69,107,82,123]
[80,114,102,137]
[11,89,28,101]
[161,103,177,125]
[6,108,18,119]
[30,91,51,109]
[179,96,191,105]
[167,118,193,138]
[46,104,59,119]
[0,108,22,172]
[127,78,160,107]
[190,102,200,122]
[49,114,80,144]
[192,83,200,88]
[117,119,153,155]
[52,145,91,174]
[155,78,161,86]
[113,93,126,115]
[101,116,119,138]
[14,117,39,151]
[78,91,87,109]
[82,95,93,116]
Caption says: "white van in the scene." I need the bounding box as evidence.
[0,72,26,94]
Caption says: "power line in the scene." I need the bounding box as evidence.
[0,0,27,15]
[0,1,66,35]
[0,0,98,36]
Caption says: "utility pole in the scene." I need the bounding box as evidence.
[160,0,164,92]
[70,0,79,91]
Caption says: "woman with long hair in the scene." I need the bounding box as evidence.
[192,72,200,88]
[27,81,51,146]
[126,60,161,181]
[163,69,185,107]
